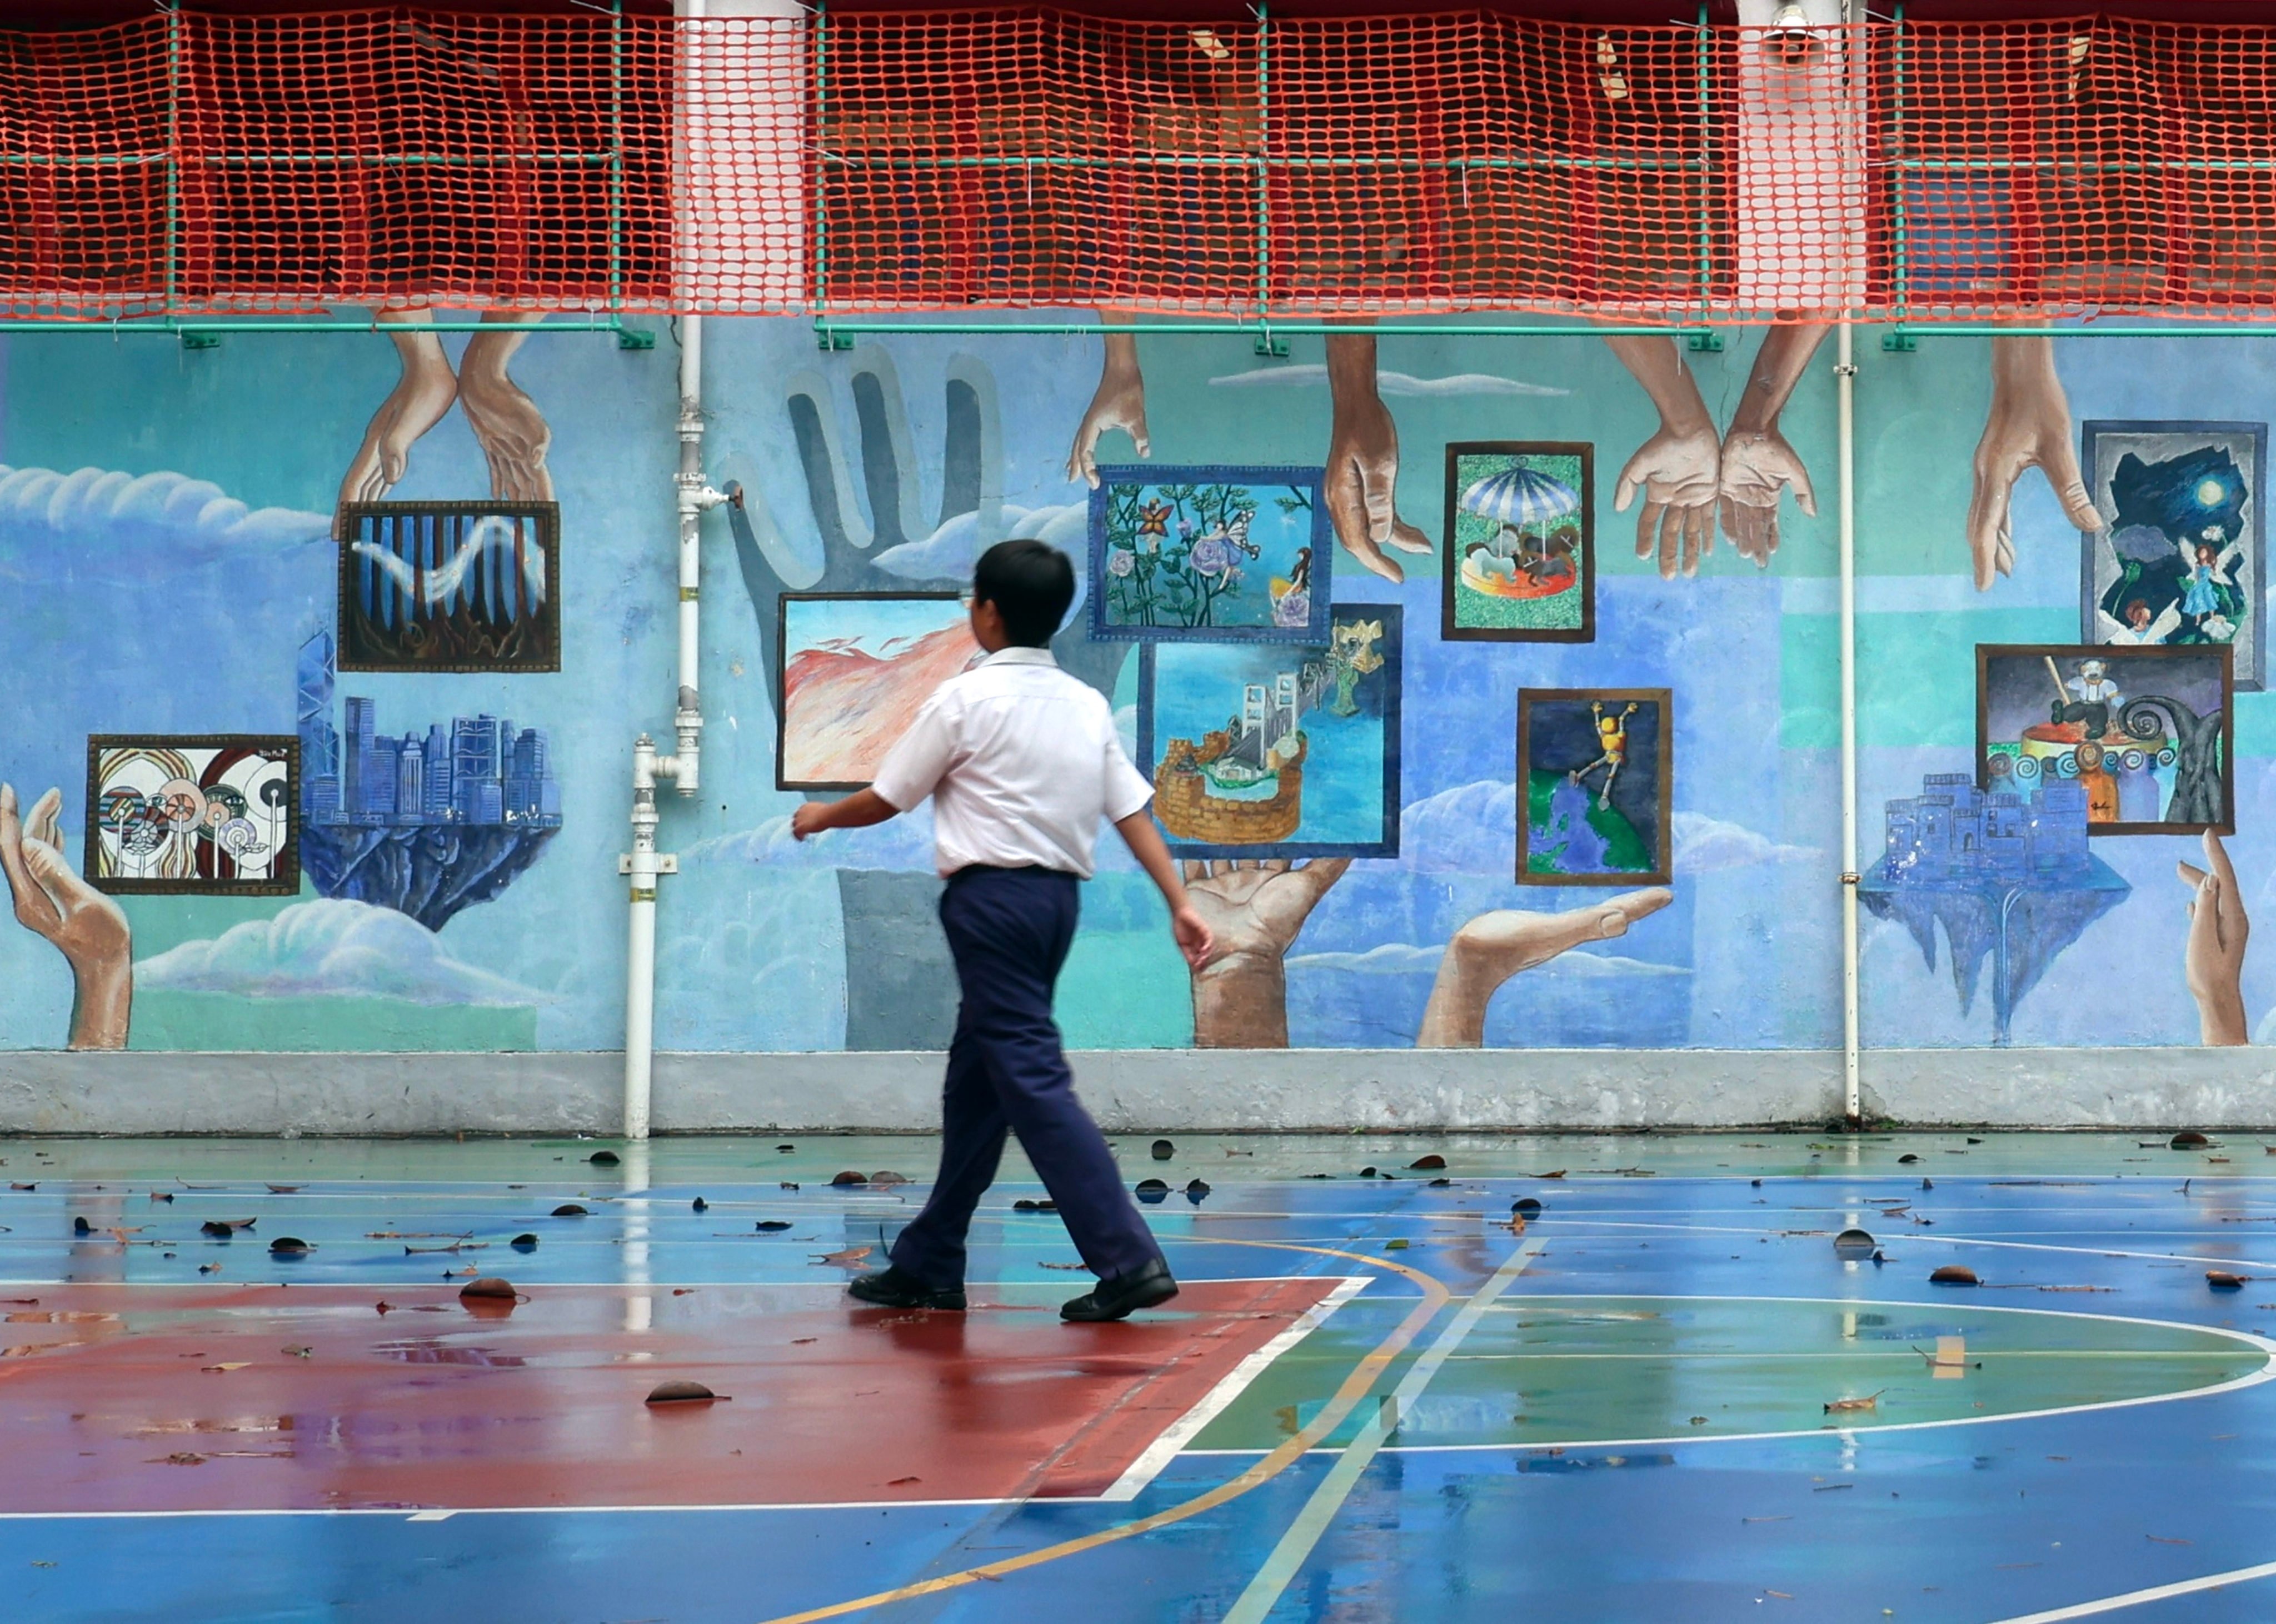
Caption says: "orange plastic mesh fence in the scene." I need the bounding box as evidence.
[9,11,2276,322]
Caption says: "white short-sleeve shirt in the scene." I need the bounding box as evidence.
[870,646,1155,879]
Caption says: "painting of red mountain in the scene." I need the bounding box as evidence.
[778,593,982,789]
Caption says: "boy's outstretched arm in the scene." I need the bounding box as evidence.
[1114,810,1215,970]
[791,789,900,841]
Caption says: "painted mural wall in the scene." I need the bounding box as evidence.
[0,313,2263,1061]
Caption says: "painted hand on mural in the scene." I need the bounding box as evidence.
[1602,335,1721,579]
[1415,890,1674,1048]
[1067,317,1151,487]
[335,308,557,533]
[1968,332,2103,591]
[2177,829,2250,1047]
[1717,323,1830,567]
[456,312,557,505]
[1182,857,1350,1047]
[337,310,459,523]
[1323,330,1434,584]
[0,783,131,1051]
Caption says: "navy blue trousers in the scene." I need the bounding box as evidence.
[888,866,1163,1288]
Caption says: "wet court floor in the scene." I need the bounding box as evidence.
[2,1130,2275,1622]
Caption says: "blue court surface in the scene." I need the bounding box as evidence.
[3,1131,2275,1622]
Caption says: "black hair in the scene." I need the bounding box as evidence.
[971,538,1075,647]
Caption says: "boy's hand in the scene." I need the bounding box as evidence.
[790,802,832,842]
[1170,903,1215,971]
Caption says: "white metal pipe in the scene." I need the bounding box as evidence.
[1836,319,1861,1126]
[624,734,662,1142]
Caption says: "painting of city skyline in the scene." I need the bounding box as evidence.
[295,633,563,931]
[1135,605,1400,859]
[84,735,298,896]
[1516,689,1672,886]
[338,501,560,673]
[1089,464,1332,643]
[778,593,983,791]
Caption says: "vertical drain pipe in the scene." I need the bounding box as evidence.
[623,0,732,1141]
[1837,319,1861,1127]
[1836,0,1863,1127]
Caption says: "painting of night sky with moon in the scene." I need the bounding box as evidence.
[2081,421,2264,691]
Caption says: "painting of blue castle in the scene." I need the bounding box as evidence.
[1879,773,2090,885]
[1861,771,2127,1043]
[296,633,562,930]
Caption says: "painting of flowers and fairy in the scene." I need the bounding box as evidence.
[85,735,298,895]
[1088,464,1332,642]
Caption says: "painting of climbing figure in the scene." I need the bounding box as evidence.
[338,501,560,672]
[1977,644,2233,836]
[1443,442,1594,642]
[1517,689,1671,886]
[2080,422,2264,691]
[1089,465,1332,642]
[1136,606,1400,859]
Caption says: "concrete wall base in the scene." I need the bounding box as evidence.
[2,1047,2273,1135]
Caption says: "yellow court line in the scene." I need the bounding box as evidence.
[750,1237,1459,1624]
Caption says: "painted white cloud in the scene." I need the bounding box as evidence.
[1671,812,1819,873]
[1208,366,1568,398]
[0,464,329,551]
[870,502,1087,583]
[136,900,546,1006]
[1397,780,1517,875]
[1399,781,1815,877]
[1291,942,1687,980]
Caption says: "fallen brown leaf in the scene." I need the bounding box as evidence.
[1824,1392,1884,1414]
[813,1246,874,1268]
[200,1363,251,1373]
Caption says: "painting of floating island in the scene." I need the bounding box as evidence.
[84,734,298,896]
[1976,643,2232,835]
[1136,606,1399,858]
[1089,464,1332,642]
[1442,442,1593,642]
[1516,689,1671,885]
[1860,771,2130,1045]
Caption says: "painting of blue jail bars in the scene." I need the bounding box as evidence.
[338,501,560,672]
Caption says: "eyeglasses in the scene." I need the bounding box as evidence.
[957,589,976,606]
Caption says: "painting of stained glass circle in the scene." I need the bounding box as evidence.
[1088,465,1331,642]
[1443,442,1594,642]
[84,736,298,896]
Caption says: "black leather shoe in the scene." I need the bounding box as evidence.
[848,1266,966,1311]
[1061,1257,1179,1322]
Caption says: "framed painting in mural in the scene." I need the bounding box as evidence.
[2079,421,2265,692]
[776,592,984,791]
[1977,644,2233,836]
[1516,689,1672,886]
[1088,464,1332,642]
[338,501,560,673]
[1442,441,1594,643]
[1136,604,1400,859]
[83,735,298,896]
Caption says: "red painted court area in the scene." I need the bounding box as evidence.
[0,1276,1336,1515]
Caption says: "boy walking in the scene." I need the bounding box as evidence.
[791,539,1215,1322]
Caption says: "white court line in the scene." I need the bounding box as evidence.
[1550,1217,2276,1275]
[1219,1239,1546,1624]
[1985,1559,2276,1622]
[1099,1275,1370,1503]
[1180,1293,2276,1458]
